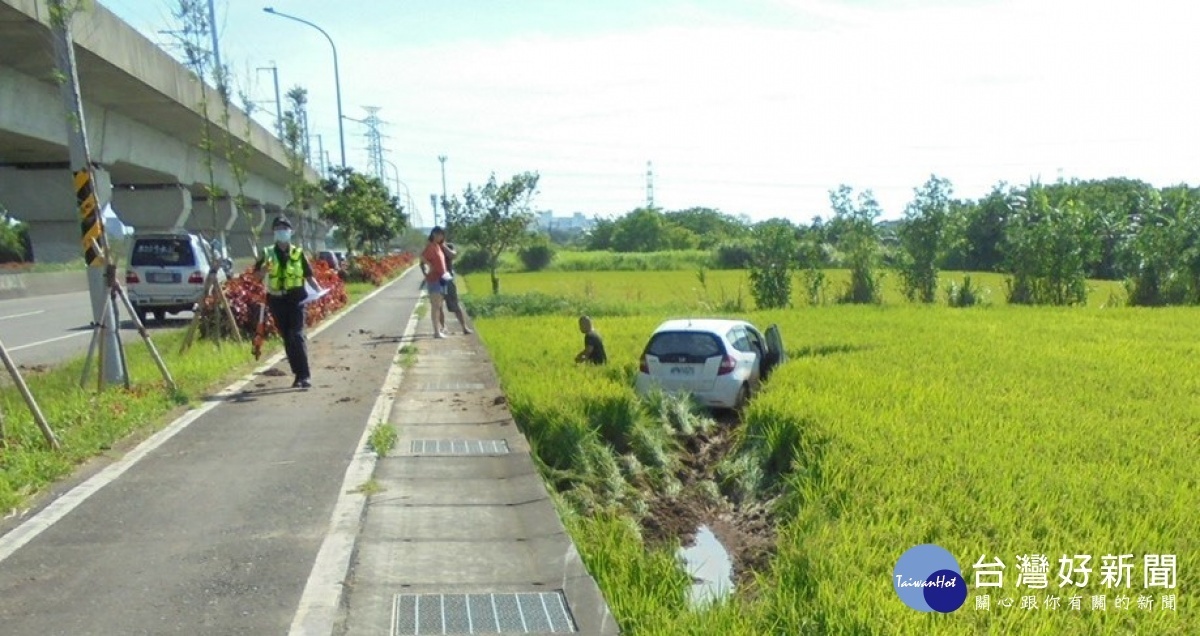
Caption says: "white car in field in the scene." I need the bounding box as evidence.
[634,318,785,411]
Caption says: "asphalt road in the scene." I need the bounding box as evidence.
[0,291,191,370]
[0,270,421,635]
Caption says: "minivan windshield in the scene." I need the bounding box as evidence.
[646,331,724,358]
[131,238,195,267]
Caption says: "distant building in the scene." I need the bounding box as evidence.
[531,211,593,234]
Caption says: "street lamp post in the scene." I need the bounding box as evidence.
[262,7,346,169]
[437,155,448,225]
[383,160,415,226]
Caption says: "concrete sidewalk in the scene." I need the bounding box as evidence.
[336,301,619,635]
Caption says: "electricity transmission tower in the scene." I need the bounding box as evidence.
[646,160,655,209]
[362,106,387,183]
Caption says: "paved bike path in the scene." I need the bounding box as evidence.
[0,270,422,635]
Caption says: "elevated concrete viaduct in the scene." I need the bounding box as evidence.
[0,0,327,262]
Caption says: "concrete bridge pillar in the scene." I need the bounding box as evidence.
[0,166,112,264]
[187,196,239,247]
[227,202,266,260]
[110,184,192,232]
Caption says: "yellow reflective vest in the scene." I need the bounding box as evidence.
[264,245,305,293]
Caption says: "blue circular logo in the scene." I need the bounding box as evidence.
[893,544,967,612]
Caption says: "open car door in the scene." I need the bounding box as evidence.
[763,324,785,381]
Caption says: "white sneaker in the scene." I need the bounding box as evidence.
[463,327,474,335]
[434,331,446,339]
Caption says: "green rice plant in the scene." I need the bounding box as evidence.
[475,279,1198,634]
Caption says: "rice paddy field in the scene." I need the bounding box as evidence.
[462,269,1195,635]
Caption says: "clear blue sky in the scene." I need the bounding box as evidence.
[99,0,1200,227]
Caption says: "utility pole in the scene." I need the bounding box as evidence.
[257,63,282,139]
[437,155,448,226]
[206,0,223,93]
[300,107,311,168]
[430,194,438,228]
[48,1,125,386]
[315,134,326,176]
[646,160,655,209]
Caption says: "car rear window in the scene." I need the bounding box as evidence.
[131,238,195,267]
[646,331,725,358]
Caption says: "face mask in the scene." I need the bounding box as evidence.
[274,229,292,243]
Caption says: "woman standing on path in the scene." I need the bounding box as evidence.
[421,226,448,339]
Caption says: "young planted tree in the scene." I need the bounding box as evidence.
[170,1,222,238]
[446,172,540,294]
[169,1,242,346]
[829,185,884,304]
[747,218,798,309]
[897,175,952,303]
[280,87,320,231]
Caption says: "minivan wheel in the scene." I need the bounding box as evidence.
[153,310,166,323]
[135,309,148,326]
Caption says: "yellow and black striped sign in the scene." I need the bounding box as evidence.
[74,169,103,266]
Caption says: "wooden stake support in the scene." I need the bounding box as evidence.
[0,336,59,451]
[180,238,241,353]
[80,239,177,394]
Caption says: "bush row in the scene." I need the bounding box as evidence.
[205,252,414,338]
[343,253,416,286]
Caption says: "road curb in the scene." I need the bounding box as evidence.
[288,287,425,636]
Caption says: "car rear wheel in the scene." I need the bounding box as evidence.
[734,383,750,412]
[153,310,166,323]
[135,309,148,326]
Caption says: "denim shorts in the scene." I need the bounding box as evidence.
[427,281,447,295]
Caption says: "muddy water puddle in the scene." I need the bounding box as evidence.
[678,524,735,606]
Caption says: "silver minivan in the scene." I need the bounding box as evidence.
[124,231,226,324]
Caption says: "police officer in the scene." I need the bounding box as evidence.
[255,215,322,389]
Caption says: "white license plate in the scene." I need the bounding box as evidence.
[147,272,176,283]
[669,366,696,376]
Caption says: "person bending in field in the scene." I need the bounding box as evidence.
[574,315,607,365]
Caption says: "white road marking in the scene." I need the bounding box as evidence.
[0,267,416,566]
[287,287,423,636]
[7,331,90,351]
[0,310,45,321]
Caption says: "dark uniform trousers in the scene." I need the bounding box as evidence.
[268,289,310,380]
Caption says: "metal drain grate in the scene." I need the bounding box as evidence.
[417,382,487,391]
[409,439,510,455]
[392,592,576,634]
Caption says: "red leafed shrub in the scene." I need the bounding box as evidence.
[304,260,348,327]
[199,258,348,339]
[344,252,415,286]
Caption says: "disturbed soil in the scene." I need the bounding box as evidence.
[640,410,779,587]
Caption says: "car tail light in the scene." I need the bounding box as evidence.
[125,270,139,284]
[717,355,736,375]
[639,354,649,374]
[188,271,205,284]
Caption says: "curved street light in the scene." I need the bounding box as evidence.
[262,7,346,169]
